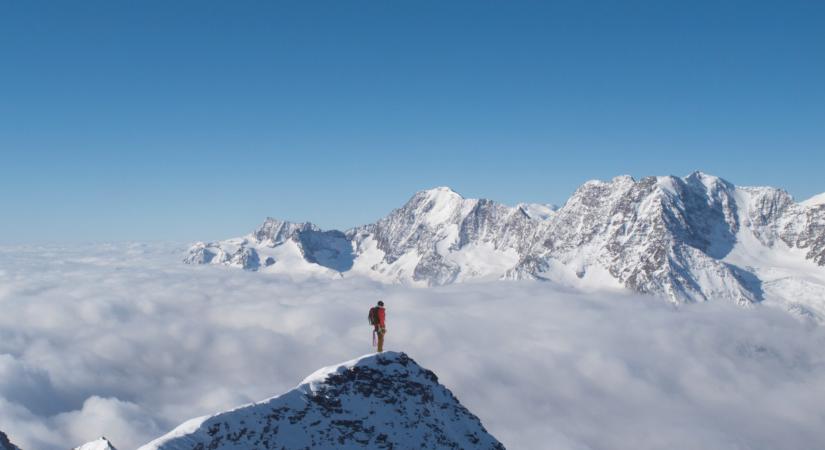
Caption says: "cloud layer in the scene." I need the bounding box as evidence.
[1,243,824,450]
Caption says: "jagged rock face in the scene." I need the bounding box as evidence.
[741,187,796,245]
[798,208,825,265]
[779,203,825,266]
[230,247,260,270]
[297,229,355,272]
[524,173,752,303]
[349,188,537,285]
[184,173,825,309]
[0,431,21,450]
[458,200,536,254]
[736,186,825,264]
[254,218,318,246]
[138,352,505,450]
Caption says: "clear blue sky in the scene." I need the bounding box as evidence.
[2,0,824,242]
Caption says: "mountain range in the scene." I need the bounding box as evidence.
[185,172,825,320]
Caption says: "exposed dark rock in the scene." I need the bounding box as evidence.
[138,352,505,450]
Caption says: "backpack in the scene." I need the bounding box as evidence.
[368,306,380,326]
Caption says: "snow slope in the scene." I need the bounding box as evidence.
[801,191,825,207]
[516,202,558,221]
[73,437,117,450]
[724,188,825,319]
[137,352,504,450]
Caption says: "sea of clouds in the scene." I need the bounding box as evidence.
[1,242,824,450]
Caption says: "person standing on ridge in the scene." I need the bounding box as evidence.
[368,301,387,352]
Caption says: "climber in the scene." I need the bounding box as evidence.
[368,300,387,352]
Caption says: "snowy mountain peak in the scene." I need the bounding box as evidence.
[685,170,717,181]
[73,437,117,450]
[406,186,471,226]
[0,431,21,450]
[612,174,636,184]
[137,352,504,450]
[684,171,736,193]
[420,185,462,197]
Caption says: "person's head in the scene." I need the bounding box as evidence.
[377,300,384,307]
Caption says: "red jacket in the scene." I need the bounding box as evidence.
[377,307,386,327]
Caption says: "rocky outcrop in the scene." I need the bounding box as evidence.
[0,431,21,450]
[137,352,505,450]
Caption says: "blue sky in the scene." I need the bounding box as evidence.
[2,0,824,242]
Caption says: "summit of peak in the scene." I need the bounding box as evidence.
[138,351,504,450]
[684,171,734,192]
[611,174,636,184]
[685,170,725,183]
[73,437,117,450]
[418,186,464,198]
[253,218,318,244]
[429,186,457,192]
[258,217,314,227]
[300,351,421,387]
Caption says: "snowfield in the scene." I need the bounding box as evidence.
[1,243,825,450]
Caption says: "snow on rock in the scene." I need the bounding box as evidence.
[516,203,557,221]
[349,187,538,286]
[184,173,825,319]
[187,187,540,286]
[184,218,350,275]
[525,172,750,304]
[0,431,21,450]
[137,352,505,450]
[73,437,117,450]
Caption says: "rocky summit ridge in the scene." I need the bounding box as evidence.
[0,431,21,450]
[137,352,505,450]
[185,172,825,319]
[1,355,503,450]
[73,438,118,450]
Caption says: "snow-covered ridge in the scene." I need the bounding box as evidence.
[73,437,117,450]
[801,191,825,207]
[185,173,825,319]
[137,352,504,450]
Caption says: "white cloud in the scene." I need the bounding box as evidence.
[0,243,823,450]
[53,397,161,450]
